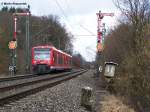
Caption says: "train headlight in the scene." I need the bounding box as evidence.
[34,60,37,64]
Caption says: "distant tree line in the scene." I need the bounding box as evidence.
[1,6,28,13]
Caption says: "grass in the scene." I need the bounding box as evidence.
[100,95,135,112]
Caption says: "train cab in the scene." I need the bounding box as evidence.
[32,45,72,74]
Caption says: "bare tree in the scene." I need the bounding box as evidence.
[114,0,150,54]
[100,1,150,111]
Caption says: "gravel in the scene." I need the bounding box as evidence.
[0,70,104,112]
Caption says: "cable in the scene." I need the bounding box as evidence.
[73,35,96,37]
[32,0,96,38]
[54,0,74,30]
[78,24,96,35]
[54,0,95,36]
[55,0,68,19]
[64,0,71,12]
[58,0,95,35]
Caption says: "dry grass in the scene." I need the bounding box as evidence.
[100,95,135,112]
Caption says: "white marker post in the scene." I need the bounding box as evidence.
[81,87,93,111]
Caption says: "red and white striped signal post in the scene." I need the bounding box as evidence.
[14,17,17,40]
[95,11,114,77]
[3,2,30,75]
[13,12,30,39]
[13,11,31,73]
[96,11,114,52]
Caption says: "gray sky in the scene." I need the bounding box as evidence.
[1,0,120,61]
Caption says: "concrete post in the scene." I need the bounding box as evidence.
[81,87,93,110]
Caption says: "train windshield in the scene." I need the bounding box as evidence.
[34,48,50,60]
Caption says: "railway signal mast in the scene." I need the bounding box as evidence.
[95,11,114,76]
[2,2,30,74]
[13,7,31,73]
[96,11,114,52]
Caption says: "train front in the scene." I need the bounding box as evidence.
[32,46,52,74]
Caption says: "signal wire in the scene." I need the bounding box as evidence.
[54,0,74,30]
[54,0,96,36]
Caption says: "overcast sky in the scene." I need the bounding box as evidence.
[0,0,120,61]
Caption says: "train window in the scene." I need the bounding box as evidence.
[57,53,59,64]
[54,51,57,64]
[58,53,60,64]
[69,58,72,65]
[60,54,63,64]
[34,48,50,60]
[66,57,68,65]
[64,56,65,65]
[67,58,69,65]
[59,54,61,64]
[58,53,62,65]
[65,57,67,65]
[68,58,69,65]
[64,56,66,65]
[60,54,62,64]
[54,52,57,64]
[69,58,71,65]
[62,55,64,65]
[71,59,72,65]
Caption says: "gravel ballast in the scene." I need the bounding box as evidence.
[0,70,104,112]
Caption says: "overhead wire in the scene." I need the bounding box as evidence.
[63,0,96,36]
[54,0,96,36]
[54,0,74,30]
[31,0,73,43]
[78,24,96,35]
[74,35,96,37]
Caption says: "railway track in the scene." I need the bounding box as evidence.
[0,69,87,106]
[0,74,35,82]
[0,70,78,86]
[0,70,76,82]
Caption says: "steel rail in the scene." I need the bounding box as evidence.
[0,70,87,106]
[0,70,77,82]
[0,74,35,82]
[0,70,81,92]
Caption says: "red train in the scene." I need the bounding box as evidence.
[32,45,72,74]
